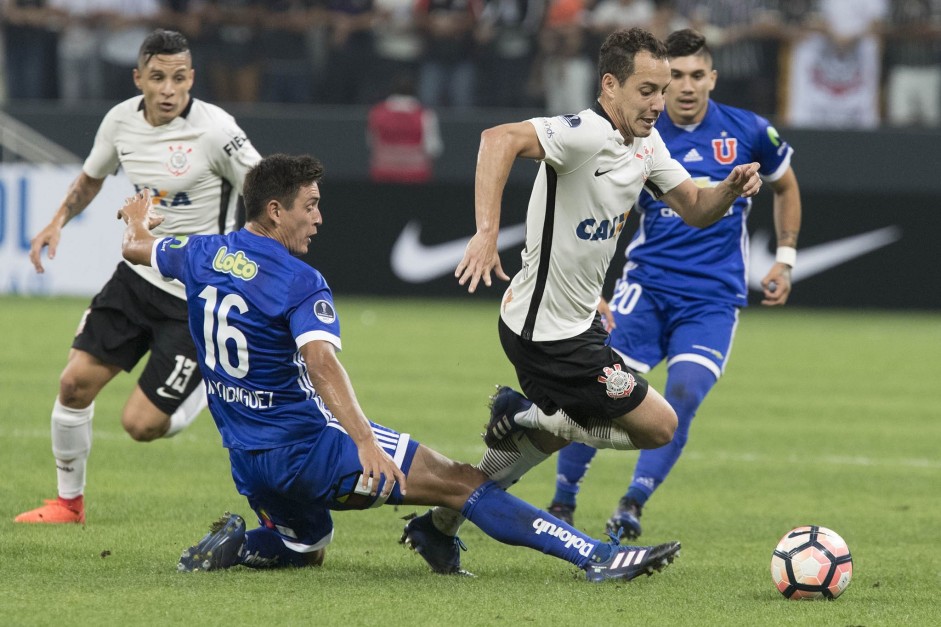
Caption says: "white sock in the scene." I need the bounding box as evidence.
[432,431,551,536]
[529,408,636,450]
[51,398,93,499]
[164,386,207,438]
[511,404,539,428]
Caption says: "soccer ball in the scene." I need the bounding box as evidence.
[770,525,853,600]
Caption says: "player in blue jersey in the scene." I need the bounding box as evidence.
[117,153,681,581]
[546,29,802,537]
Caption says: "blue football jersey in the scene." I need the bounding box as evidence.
[621,100,794,306]
[153,229,342,450]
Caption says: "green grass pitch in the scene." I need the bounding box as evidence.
[1,296,939,626]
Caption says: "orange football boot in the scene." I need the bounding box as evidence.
[14,496,85,524]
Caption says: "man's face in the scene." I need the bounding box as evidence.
[279,183,322,256]
[606,51,671,140]
[665,53,717,125]
[133,52,194,127]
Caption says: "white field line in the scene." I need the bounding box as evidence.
[5,428,939,471]
[415,442,941,471]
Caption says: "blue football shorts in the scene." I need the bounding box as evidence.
[606,283,740,380]
[228,421,419,552]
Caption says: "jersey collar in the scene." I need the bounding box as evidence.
[591,100,627,145]
[592,100,613,127]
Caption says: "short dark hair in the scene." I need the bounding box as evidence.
[665,29,712,62]
[138,29,190,67]
[243,154,325,222]
[598,27,669,85]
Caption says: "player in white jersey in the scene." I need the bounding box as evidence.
[15,29,261,525]
[401,28,763,575]
[546,29,802,536]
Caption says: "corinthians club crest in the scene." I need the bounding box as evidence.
[166,144,193,177]
[598,363,636,399]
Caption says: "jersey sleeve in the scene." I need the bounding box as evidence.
[152,235,193,284]
[528,114,607,175]
[752,114,794,183]
[206,110,262,195]
[82,105,122,179]
[644,130,690,199]
[287,270,342,351]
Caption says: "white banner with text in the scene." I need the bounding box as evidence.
[0,165,131,296]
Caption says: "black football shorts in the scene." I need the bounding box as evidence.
[498,315,649,424]
[72,262,202,414]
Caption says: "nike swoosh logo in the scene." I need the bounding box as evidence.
[120,150,133,156]
[594,168,612,177]
[391,220,526,283]
[156,387,181,400]
[748,226,902,290]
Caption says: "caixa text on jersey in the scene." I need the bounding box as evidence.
[576,211,630,241]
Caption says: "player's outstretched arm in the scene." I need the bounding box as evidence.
[301,340,407,497]
[761,166,802,306]
[118,189,164,267]
[661,162,762,228]
[456,122,544,293]
[29,172,105,273]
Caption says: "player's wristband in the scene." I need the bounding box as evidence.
[776,246,797,268]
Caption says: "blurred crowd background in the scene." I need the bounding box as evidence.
[2,0,940,128]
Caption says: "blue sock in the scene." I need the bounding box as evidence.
[462,481,613,568]
[239,527,311,569]
[627,361,716,505]
[552,442,598,507]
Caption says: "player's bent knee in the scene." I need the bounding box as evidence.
[121,413,169,442]
[628,405,677,449]
[58,373,97,408]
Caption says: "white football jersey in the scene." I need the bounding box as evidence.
[84,96,261,298]
[500,104,689,342]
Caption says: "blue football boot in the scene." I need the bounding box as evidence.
[178,512,246,572]
[605,497,643,540]
[483,386,533,447]
[400,510,473,576]
[585,534,680,583]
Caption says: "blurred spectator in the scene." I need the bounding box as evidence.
[158,0,212,101]
[586,0,654,57]
[367,74,443,182]
[785,0,888,128]
[415,0,482,108]
[48,0,104,102]
[537,0,593,114]
[199,0,263,103]
[1,0,64,100]
[883,0,941,127]
[97,0,162,101]
[674,0,782,116]
[370,0,424,102]
[258,0,321,103]
[647,0,688,41]
[475,0,546,108]
[321,0,376,104]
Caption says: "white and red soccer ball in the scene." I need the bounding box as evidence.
[771,525,853,600]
